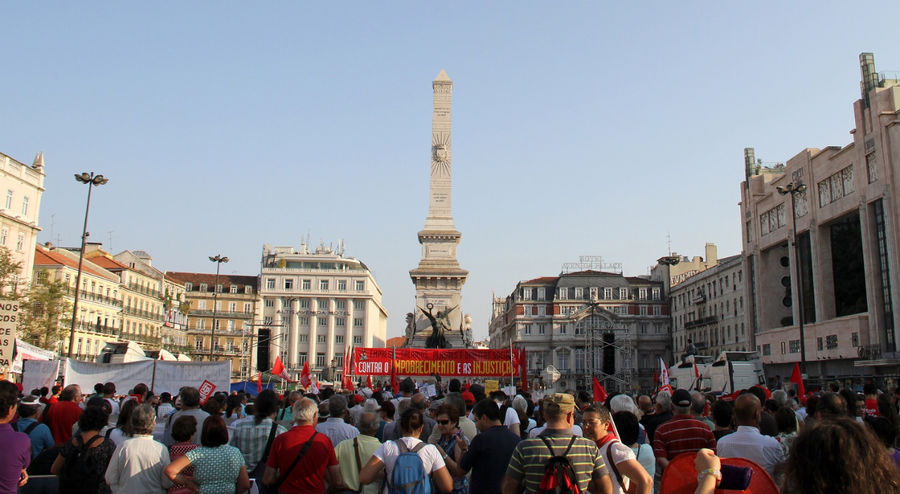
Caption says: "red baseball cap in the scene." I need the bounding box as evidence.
[461,391,475,405]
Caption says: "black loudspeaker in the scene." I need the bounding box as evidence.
[257,328,271,371]
[603,332,615,375]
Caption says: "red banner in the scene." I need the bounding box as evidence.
[352,348,526,377]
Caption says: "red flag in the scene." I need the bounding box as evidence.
[518,348,529,391]
[257,372,262,393]
[300,361,311,388]
[593,377,608,403]
[790,362,805,397]
[653,370,659,387]
[343,374,356,391]
[366,374,373,389]
[272,356,290,381]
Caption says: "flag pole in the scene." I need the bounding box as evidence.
[509,338,515,391]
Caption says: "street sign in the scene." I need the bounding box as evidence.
[0,301,19,374]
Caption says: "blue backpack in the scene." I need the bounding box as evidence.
[388,439,430,494]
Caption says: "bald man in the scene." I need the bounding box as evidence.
[715,393,784,476]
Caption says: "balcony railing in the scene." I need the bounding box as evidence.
[68,289,122,308]
[74,323,119,337]
[122,306,165,322]
[685,315,719,330]
[127,282,161,298]
[189,310,254,319]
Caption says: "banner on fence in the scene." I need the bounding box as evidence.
[352,348,525,377]
[62,359,231,395]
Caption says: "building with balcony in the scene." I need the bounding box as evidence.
[259,242,388,381]
[84,246,165,349]
[32,244,121,360]
[0,152,45,291]
[489,269,670,394]
[670,255,750,364]
[165,271,261,378]
[741,53,900,386]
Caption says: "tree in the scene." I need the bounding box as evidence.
[19,273,72,351]
[0,246,24,299]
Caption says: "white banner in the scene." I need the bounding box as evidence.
[22,359,61,392]
[12,339,57,374]
[63,359,231,396]
[0,301,19,373]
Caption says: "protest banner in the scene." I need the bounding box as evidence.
[352,348,526,377]
[0,301,19,374]
[199,379,216,403]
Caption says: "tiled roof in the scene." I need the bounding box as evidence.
[87,254,130,270]
[166,272,258,291]
[33,247,118,282]
[386,336,406,348]
[522,276,559,285]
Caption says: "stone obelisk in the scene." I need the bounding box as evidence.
[409,70,469,347]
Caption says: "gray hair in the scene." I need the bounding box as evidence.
[397,398,412,416]
[609,394,639,418]
[690,391,706,414]
[130,404,156,435]
[358,411,379,435]
[328,394,348,417]
[363,399,379,413]
[511,395,528,414]
[772,389,788,407]
[444,393,466,418]
[294,398,318,424]
[656,391,672,412]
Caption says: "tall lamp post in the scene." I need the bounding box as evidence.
[777,182,808,376]
[67,172,108,358]
[208,254,229,361]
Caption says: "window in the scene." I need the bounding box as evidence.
[244,303,251,313]
[300,299,310,309]
[316,353,326,367]
[559,324,567,334]
[538,324,546,335]
[558,287,568,300]
[300,317,309,326]
[523,304,531,317]
[789,339,801,353]
[353,335,362,345]
[353,300,364,311]
[867,153,878,183]
[537,305,546,316]
[524,324,532,335]
[338,280,347,291]
[639,288,647,300]
[245,285,253,294]
[317,335,326,343]
[640,306,648,315]
[852,332,859,347]
[522,288,532,300]
[336,317,345,327]
[817,337,823,351]
[760,203,786,235]
[0,227,7,246]
[15,232,24,252]
[355,280,365,291]
[320,280,329,291]
[818,165,854,207]
[781,341,786,354]
[537,288,545,300]
[266,278,275,289]
[216,284,223,293]
[604,287,612,299]
[335,300,346,310]
[319,299,329,310]
[574,288,583,299]
[353,318,363,327]
[229,302,237,312]
[619,288,628,299]
[284,279,294,290]
[4,190,11,209]
[265,299,274,307]
[826,335,839,349]
[299,334,308,342]
[336,335,344,344]
[558,352,569,371]
[184,282,193,291]
[318,317,327,326]
[652,288,660,300]
[20,196,28,216]
[302,279,311,290]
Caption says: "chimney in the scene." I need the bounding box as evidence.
[860,52,877,108]
[744,148,756,180]
[705,243,718,266]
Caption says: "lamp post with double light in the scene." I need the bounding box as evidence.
[67,172,108,358]
[208,254,229,361]
[777,182,808,376]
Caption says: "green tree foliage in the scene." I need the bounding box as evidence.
[20,272,72,351]
[0,246,24,299]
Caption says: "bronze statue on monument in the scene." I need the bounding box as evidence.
[419,303,457,348]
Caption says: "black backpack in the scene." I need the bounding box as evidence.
[62,435,107,494]
[535,435,581,494]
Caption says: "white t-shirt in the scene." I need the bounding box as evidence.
[599,440,637,494]
[529,424,583,438]
[104,397,120,416]
[373,436,446,490]
[502,405,520,427]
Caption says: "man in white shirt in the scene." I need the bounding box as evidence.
[716,393,785,477]
[315,394,359,446]
[491,391,521,437]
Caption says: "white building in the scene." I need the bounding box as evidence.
[670,255,751,363]
[259,242,388,381]
[0,152,44,289]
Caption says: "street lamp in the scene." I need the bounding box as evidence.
[777,182,808,376]
[67,172,108,358]
[208,254,229,361]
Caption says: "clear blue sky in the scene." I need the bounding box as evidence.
[3,3,898,341]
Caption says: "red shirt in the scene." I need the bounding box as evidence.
[46,401,83,445]
[653,414,717,461]
[865,398,880,417]
[266,425,337,494]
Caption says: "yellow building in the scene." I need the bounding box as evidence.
[166,272,261,379]
[33,244,121,360]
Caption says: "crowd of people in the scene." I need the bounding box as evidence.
[1,376,900,494]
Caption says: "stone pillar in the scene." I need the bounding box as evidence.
[308,299,319,369]
[290,299,300,368]
[325,298,335,369]
[272,298,283,366]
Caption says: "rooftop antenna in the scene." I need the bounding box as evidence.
[107,230,114,252]
[666,232,672,256]
[49,214,55,245]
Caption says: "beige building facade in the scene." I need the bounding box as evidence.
[166,271,260,378]
[741,53,900,385]
[670,255,751,364]
[0,152,45,290]
[259,242,388,381]
[489,269,670,394]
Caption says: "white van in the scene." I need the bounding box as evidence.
[700,351,765,395]
[669,355,714,391]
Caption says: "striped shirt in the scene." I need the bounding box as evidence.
[229,417,287,470]
[652,415,716,461]
[506,429,609,493]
